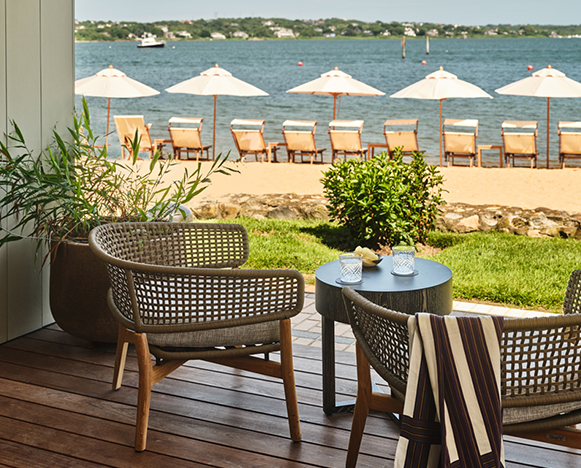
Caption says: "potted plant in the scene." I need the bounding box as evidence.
[0,99,233,342]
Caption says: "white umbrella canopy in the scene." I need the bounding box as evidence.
[166,64,268,159]
[287,67,385,119]
[495,65,581,168]
[391,67,492,166]
[74,65,160,146]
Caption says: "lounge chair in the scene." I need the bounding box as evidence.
[328,120,367,162]
[558,121,581,168]
[114,115,162,159]
[342,285,581,468]
[167,117,212,161]
[383,119,420,158]
[231,119,277,162]
[501,120,539,168]
[88,222,304,452]
[442,118,479,167]
[281,120,325,164]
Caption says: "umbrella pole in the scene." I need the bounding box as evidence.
[439,99,443,167]
[106,97,111,149]
[213,95,217,160]
[333,95,337,120]
[546,97,550,169]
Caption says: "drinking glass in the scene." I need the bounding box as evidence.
[339,252,363,283]
[392,245,415,275]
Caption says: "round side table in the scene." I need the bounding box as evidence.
[315,256,453,414]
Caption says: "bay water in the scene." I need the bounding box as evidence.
[75,38,581,166]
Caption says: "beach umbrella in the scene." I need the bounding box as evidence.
[287,67,385,119]
[74,65,160,147]
[166,64,268,159]
[495,65,581,169]
[391,67,492,166]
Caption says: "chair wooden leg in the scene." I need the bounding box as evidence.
[113,324,133,390]
[134,332,153,452]
[346,343,373,468]
[280,319,302,442]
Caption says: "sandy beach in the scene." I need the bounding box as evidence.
[175,161,581,213]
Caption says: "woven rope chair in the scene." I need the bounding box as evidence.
[89,222,304,451]
[341,287,581,468]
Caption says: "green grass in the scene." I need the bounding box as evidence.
[423,231,581,313]
[218,218,344,274]
[216,218,581,313]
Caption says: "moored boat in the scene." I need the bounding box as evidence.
[137,37,165,48]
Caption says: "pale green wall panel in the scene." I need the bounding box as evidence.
[0,0,6,140]
[0,0,7,344]
[6,0,41,148]
[40,0,74,326]
[0,0,74,343]
[5,0,43,340]
[41,0,74,142]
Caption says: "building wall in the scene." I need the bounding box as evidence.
[0,0,74,343]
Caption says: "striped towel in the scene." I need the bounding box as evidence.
[394,313,505,468]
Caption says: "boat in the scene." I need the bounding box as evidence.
[137,37,165,49]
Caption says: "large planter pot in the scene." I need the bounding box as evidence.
[50,241,118,343]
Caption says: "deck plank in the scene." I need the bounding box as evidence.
[1,326,580,467]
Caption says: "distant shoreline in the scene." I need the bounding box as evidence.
[75,36,573,44]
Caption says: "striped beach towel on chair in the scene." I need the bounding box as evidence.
[394,313,505,468]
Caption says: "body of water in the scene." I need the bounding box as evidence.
[75,38,581,166]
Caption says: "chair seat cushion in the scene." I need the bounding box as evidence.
[147,320,280,348]
[503,400,581,425]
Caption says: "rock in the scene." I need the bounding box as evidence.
[194,203,221,219]
[454,215,480,233]
[220,203,240,219]
[526,229,543,237]
[267,205,299,219]
[479,212,500,231]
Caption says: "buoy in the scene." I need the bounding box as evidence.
[421,60,427,65]
[527,65,533,71]
[298,61,303,67]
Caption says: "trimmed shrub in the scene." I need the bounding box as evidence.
[321,150,445,247]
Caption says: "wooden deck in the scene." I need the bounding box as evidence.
[1,325,581,467]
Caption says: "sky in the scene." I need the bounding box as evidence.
[75,0,581,26]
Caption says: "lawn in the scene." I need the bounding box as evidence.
[219,217,581,314]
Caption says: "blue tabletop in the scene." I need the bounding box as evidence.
[315,256,453,293]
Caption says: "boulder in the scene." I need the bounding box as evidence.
[454,215,480,233]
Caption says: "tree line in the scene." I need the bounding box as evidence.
[74,17,581,42]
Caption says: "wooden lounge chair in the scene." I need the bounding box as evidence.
[558,121,581,168]
[88,222,304,452]
[281,120,325,164]
[328,120,367,162]
[342,284,581,467]
[230,119,277,162]
[167,117,212,161]
[442,118,479,167]
[502,120,539,168]
[383,119,420,158]
[114,115,163,159]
